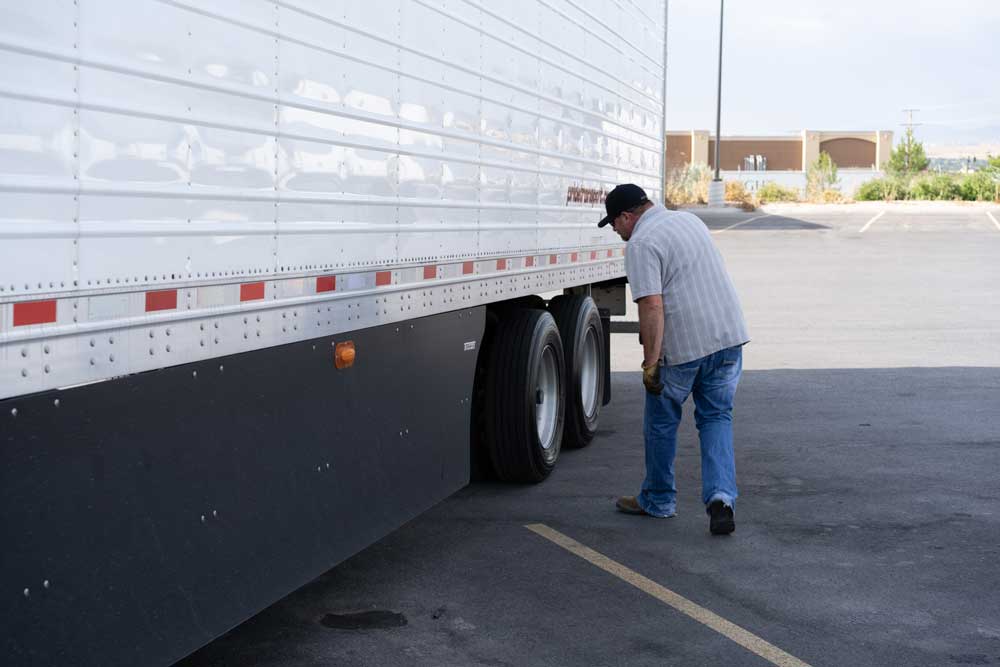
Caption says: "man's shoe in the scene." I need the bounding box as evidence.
[616,496,647,515]
[708,500,735,535]
[616,496,675,518]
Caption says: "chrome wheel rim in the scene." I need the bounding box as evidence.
[536,345,560,450]
[580,326,599,419]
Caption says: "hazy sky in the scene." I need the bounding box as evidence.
[665,0,1000,150]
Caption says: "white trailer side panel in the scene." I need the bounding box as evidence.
[0,0,665,399]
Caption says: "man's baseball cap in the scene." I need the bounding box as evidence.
[598,183,649,228]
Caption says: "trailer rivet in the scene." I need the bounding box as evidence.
[212,510,217,518]
[43,345,50,354]
[192,371,197,378]
[21,369,28,378]
[11,408,17,417]
[43,580,50,589]
[219,365,224,372]
[21,348,27,358]
[201,515,206,523]
[23,588,29,598]
[53,399,60,408]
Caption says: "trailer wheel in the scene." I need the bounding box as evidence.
[548,295,604,448]
[481,308,565,482]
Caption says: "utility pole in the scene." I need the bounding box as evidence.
[661,0,669,205]
[708,0,725,207]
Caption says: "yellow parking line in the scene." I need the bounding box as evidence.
[525,523,812,667]
[987,211,1000,232]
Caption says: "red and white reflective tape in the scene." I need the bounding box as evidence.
[4,246,625,333]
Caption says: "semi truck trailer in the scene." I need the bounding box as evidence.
[0,0,667,663]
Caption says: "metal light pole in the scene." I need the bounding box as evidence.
[708,0,726,207]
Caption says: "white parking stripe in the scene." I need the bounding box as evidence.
[858,210,886,233]
[712,213,772,234]
[526,523,813,667]
[987,211,1000,231]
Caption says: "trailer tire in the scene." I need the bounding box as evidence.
[548,295,604,448]
[482,308,565,482]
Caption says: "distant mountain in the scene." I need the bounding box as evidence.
[925,142,1000,160]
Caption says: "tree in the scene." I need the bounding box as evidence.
[985,154,1000,175]
[806,151,839,200]
[886,127,929,176]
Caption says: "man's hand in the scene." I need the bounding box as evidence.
[642,360,664,395]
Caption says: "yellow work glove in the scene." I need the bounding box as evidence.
[641,360,664,395]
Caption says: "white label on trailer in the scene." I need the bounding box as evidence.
[464,341,476,352]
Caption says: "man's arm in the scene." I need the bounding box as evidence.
[637,294,664,368]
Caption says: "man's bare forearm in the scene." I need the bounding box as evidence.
[637,295,664,367]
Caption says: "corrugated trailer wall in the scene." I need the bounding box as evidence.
[0,0,664,399]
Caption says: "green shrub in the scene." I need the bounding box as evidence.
[856,177,911,201]
[806,151,840,201]
[910,174,963,200]
[858,172,999,202]
[960,171,999,201]
[755,182,799,203]
[855,179,887,201]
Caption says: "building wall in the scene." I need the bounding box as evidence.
[667,129,893,172]
[819,137,877,169]
[665,133,692,170]
[708,139,803,171]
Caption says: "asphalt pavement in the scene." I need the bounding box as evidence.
[177,202,1000,667]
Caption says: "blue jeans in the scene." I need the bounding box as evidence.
[638,345,742,517]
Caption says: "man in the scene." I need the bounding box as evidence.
[598,184,749,535]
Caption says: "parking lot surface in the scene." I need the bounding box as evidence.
[178,202,1000,667]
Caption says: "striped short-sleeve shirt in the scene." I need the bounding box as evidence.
[625,205,749,365]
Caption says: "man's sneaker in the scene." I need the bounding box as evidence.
[708,500,735,535]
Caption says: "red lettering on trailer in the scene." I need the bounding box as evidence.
[376,271,392,286]
[590,251,597,260]
[550,255,558,264]
[423,265,437,280]
[607,249,613,258]
[496,259,507,270]
[462,261,474,274]
[240,282,265,302]
[13,300,57,326]
[145,290,177,312]
[571,252,578,262]
[525,256,535,267]
[316,276,336,293]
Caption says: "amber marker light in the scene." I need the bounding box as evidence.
[335,341,356,369]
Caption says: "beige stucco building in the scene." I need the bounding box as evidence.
[666,130,893,172]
